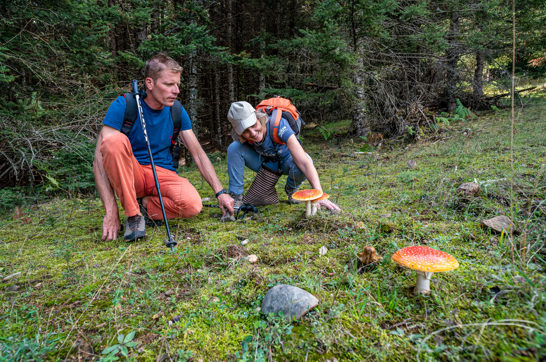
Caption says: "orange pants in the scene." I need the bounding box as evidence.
[100,132,202,220]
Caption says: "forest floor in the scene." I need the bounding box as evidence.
[0,91,545,361]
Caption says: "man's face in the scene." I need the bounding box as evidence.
[145,70,180,108]
[241,121,265,143]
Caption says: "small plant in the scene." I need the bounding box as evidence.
[318,126,333,141]
[359,137,375,152]
[454,98,472,120]
[53,238,75,279]
[236,315,293,361]
[0,333,59,360]
[432,100,474,132]
[100,331,139,361]
[435,112,451,126]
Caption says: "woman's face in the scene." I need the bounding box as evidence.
[241,121,265,143]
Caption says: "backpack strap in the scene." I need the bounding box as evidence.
[121,93,182,142]
[121,92,138,135]
[269,109,285,145]
[170,100,182,146]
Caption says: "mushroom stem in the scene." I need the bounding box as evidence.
[311,202,318,216]
[305,201,312,217]
[415,271,433,294]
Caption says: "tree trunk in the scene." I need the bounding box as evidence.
[108,0,117,58]
[188,50,199,136]
[348,2,368,138]
[226,0,235,102]
[472,49,485,104]
[445,11,460,113]
[214,70,223,148]
[351,56,369,138]
[258,39,265,94]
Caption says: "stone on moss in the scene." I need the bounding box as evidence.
[261,285,318,320]
[457,182,481,197]
[482,215,517,234]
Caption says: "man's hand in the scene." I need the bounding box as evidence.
[315,199,341,213]
[102,213,121,241]
[217,193,234,216]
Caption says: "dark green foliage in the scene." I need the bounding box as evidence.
[0,0,544,195]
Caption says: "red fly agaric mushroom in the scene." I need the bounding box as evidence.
[311,192,329,216]
[391,245,459,294]
[291,189,323,217]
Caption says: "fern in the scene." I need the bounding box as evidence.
[454,99,472,120]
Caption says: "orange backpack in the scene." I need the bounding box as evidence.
[256,96,304,145]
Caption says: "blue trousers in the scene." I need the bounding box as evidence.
[226,141,310,196]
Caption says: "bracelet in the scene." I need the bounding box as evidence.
[215,188,227,198]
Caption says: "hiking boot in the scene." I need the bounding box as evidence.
[229,192,243,209]
[138,198,162,227]
[285,185,302,204]
[124,215,146,242]
[242,166,281,206]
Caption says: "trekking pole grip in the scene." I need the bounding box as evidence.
[131,80,139,94]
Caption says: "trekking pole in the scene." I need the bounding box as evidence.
[132,80,177,251]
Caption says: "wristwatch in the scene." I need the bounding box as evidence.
[215,188,228,198]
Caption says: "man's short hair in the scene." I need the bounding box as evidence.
[144,53,182,80]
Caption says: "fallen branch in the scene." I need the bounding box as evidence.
[487,86,536,101]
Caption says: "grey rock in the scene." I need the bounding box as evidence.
[482,215,517,234]
[407,160,417,169]
[261,284,318,320]
[457,182,481,197]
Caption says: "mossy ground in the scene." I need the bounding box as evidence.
[1,91,545,361]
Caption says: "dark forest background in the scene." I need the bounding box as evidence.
[0,0,544,202]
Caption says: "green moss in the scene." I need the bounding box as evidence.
[1,96,545,360]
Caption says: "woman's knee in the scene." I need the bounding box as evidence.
[227,141,244,157]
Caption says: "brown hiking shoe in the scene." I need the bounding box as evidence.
[124,215,146,242]
[229,192,244,209]
[138,198,162,227]
[285,185,302,204]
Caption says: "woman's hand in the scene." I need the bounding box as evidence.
[315,198,341,213]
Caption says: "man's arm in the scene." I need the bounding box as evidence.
[93,126,121,240]
[179,129,234,215]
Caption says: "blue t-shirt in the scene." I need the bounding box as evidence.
[103,96,192,172]
[249,116,295,159]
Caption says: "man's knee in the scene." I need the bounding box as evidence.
[182,198,202,218]
[170,184,202,218]
[100,132,131,156]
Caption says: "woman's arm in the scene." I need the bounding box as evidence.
[286,135,321,190]
[286,135,341,213]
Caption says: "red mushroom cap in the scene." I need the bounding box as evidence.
[392,246,459,272]
[312,192,329,202]
[292,189,323,202]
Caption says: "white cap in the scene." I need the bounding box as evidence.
[227,101,257,135]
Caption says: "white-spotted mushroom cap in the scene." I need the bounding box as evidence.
[392,246,459,273]
[292,189,323,202]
